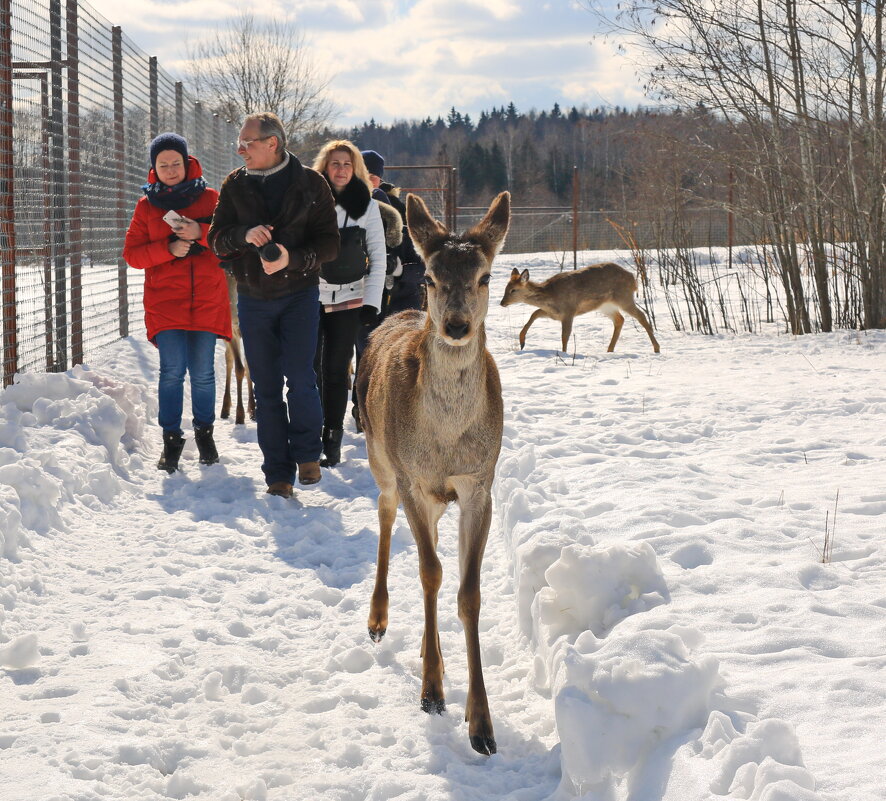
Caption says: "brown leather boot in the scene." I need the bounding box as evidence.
[266,481,293,499]
[297,461,321,485]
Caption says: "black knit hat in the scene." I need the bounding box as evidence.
[361,150,384,178]
[149,132,188,172]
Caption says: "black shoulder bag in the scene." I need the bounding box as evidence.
[321,215,369,284]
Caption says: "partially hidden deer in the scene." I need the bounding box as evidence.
[220,272,254,425]
[500,262,660,354]
[356,191,510,755]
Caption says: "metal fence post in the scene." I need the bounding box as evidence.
[572,166,579,270]
[66,0,83,366]
[113,26,128,337]
[0,0,16,386]
[50,0,66,370]
[175,81,183,134]
[149,55,158,138]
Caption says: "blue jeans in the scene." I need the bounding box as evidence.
[238,287,323,485]
[155,329,218,435]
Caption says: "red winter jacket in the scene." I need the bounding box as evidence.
[123,157,232,343]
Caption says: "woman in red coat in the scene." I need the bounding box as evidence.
[123,133,232,472]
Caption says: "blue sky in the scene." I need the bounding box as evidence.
[84,0,645,126]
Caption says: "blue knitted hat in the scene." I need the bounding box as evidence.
[149,132,189,171]
[361,150,384,178]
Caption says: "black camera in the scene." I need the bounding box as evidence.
[259,241,281,261]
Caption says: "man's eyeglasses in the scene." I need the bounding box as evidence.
[236,136,272,150]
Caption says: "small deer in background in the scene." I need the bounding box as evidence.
[357,191,510,756]
[500,262,660,354]
[220,273,254,424]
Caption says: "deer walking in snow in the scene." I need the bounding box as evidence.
[220,273,254,425]
[500,262,660,354]
[356,191,510,755]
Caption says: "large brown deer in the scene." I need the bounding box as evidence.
[356,191,510,756]
[500,262,660,354]
[220,273,254,424]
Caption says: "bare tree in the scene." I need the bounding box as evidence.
[585,0,886,332]
[186,13,335,144]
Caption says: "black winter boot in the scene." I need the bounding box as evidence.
[320,427,344,468]
[157,432,186,473]
[194,425,219,465]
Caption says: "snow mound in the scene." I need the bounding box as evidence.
[554,626,721,791]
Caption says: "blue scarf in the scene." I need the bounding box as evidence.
[142,175,208,211]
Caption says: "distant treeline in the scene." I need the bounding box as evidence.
[305,103,722,211]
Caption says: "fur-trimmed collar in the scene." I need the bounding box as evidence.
[324,174,371,220]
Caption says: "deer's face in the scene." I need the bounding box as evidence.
[424,243,493,346]
[499,268,531,307]
[407,191,510,347]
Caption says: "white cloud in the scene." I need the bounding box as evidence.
[81,0,650,125]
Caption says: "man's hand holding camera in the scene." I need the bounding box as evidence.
[245,225,290,275]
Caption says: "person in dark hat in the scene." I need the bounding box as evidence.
[123,132,232,473]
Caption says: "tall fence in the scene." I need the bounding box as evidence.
[0,0,240,385]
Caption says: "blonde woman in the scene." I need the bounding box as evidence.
[311,140,390,467]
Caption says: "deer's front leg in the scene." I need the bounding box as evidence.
[519,309,547,350]
[455,481,496,755]
[402,490,446,714]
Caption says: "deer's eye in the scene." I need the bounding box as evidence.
[424,276,436,288]
[479,274,491,287]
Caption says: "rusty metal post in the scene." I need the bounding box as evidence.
[67,0,82,366]
[41,75,51,369]
[727,165,734,273]
[449,168,457,232]
[149,55,158,138]
[572,165,579,270]
[50,0,66,370]
[175,81,183,133]
[0,0,17,386]
[113,26,128,338]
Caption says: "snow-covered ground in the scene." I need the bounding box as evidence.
[1,250,884,801]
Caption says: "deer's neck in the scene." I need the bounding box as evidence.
[418,324,489,406]
[521,283,551,309]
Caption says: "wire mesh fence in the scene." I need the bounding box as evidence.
[0,0,772,386]
[455,208,752,257]
[1,0,240,385]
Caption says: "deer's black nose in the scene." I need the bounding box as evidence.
[445,321,470,339]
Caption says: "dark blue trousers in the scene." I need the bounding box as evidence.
[238,287,323,486]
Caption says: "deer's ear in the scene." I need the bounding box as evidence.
[519,269,530,283]
[406,193,448,261]
[510,267,520,278]
[467,191,510,260]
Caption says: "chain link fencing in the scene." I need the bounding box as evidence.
[1,0,240,385]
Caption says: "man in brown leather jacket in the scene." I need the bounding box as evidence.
[209,112,339,499]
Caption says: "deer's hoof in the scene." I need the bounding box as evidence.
[421,696,445,715]
[470,734,497,755]
[368,626,386,643]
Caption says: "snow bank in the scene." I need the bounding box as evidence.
[494,442,823,800]
[0,365,151,653]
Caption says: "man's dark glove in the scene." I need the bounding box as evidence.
[360,305,380,325]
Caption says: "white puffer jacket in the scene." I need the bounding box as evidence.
[318,200,386,310]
